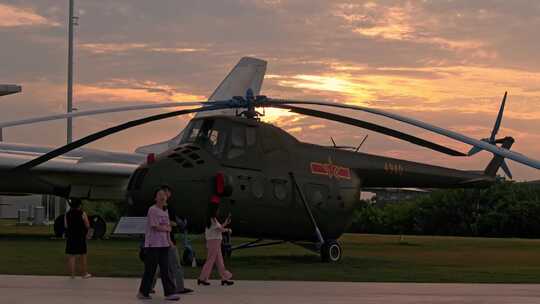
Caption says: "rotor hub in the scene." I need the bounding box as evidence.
[231,91,268,119]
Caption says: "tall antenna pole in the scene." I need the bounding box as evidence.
[66,0,74,144]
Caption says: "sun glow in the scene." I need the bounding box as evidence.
[273,74,373,103]
[261,108,297,124]
[264,64,540,121]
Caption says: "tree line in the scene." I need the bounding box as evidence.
[348,181,540,238]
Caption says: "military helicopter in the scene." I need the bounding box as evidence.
[8,84,539,262]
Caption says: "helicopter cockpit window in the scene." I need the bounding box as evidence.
[226,125,257,159]
[227,126,246,159]
[181,119,228,158]
[182,120,203,143]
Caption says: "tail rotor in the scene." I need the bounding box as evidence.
[469,92,513,178]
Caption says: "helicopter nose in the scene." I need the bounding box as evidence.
[166,144,207,168]
[126,144,216,215]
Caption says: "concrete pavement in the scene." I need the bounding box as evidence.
[1,275,540,304]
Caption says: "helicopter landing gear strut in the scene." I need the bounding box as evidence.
[289,173,343,263]
[221,233,288,259]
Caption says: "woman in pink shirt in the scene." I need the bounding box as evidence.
[137,189,180,301]
[198,201,233,286]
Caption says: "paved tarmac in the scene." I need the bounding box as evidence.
[1,275,540,304]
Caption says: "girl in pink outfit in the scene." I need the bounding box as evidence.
[198,201,233,286]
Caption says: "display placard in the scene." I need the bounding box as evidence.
[113,217,147,235]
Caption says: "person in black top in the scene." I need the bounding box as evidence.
[64,198,92,279]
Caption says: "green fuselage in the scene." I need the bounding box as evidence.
[127,115,494,243]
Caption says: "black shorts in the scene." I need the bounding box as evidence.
[66,237,87,255]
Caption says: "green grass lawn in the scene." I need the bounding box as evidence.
[1,220,540,282]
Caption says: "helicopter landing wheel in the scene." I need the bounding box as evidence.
[320,240,342,263]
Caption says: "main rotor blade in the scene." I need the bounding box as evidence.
[265,98,540,170]
[12,104,231,171]
[275,104,467,156]
[0,101,211,129]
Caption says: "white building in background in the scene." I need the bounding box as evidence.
[0,195,63,220]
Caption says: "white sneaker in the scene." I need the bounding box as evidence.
[82,273,92,279]
[165,294,180,301]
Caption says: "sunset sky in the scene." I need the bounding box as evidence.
[0,0,539,180]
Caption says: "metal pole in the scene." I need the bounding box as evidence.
[0,128,3,141]
[67,0,74,144]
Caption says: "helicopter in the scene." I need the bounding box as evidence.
[2,57,539,262]
[6,86,539,262]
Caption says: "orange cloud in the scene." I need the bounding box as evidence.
[76,79,204,103]
[79,43,207,55]
[248,0,283,9]
[0,4,59,27]
[150,47,207,53]
[79,43,148,54]
[349,4,414,40]
[10,79,205,108]
[333,2,488,53]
